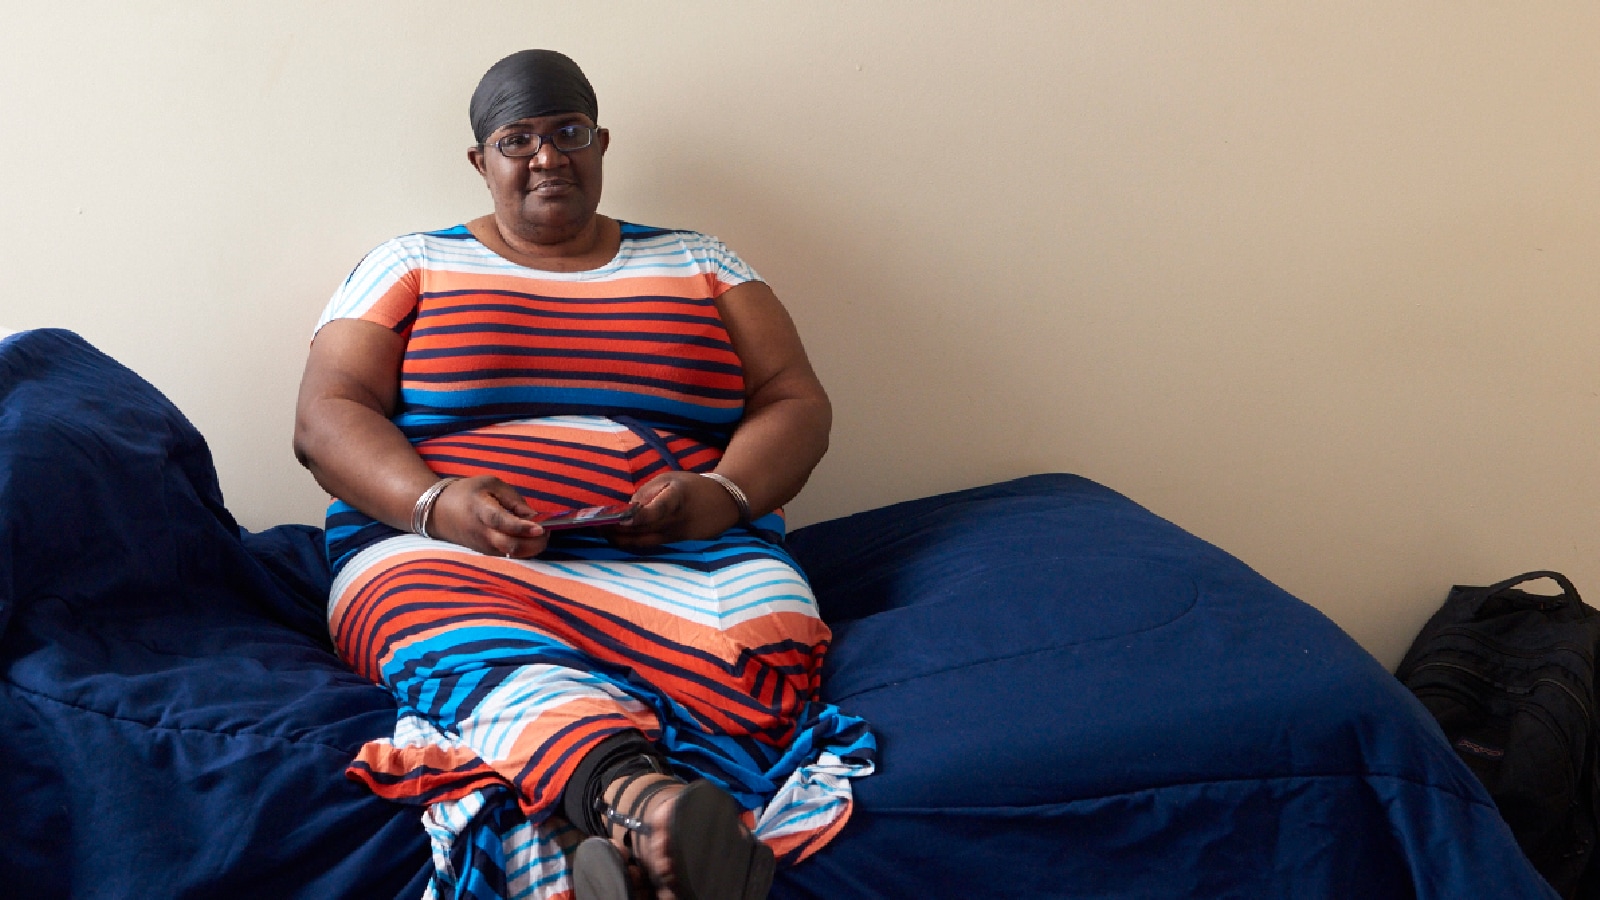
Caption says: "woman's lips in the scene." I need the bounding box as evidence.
[531,179,575,195]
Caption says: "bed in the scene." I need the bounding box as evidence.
[0,328,1554,899]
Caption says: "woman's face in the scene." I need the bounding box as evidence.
[470,112,610,243]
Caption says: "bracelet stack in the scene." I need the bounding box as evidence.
[701,472,752,524]
[411,477,459,539]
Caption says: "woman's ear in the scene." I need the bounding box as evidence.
[598,128,610,156]
[467,145,487,176]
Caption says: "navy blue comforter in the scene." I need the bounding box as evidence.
[0,330,429,898]
[0,329,1554,899]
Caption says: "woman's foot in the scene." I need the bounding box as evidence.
[597,773,773,900]
[602,773,685,898]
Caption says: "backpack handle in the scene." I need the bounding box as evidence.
[1485,570,1579,598]
[1396,571,1589,681]
[1476,570,1583,615]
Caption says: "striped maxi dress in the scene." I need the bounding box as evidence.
[316,223,875,900]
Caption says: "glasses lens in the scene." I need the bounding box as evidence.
[497,132,540,157]
[551,125,593,152]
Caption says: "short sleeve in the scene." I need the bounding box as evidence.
[313,236,425,336]
[693,234,762,297]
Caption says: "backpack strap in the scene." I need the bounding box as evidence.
[1483,570,1580,600]
[1474,570,1584,619]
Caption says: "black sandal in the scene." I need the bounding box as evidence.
[596,774,775,900]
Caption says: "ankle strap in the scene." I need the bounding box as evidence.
[598,772,682,852]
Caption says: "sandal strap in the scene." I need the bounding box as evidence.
[594,770,654,833]
[625,777,681,830]
[608,777,681,853]
[620,776,683,888]
[595,768,683,852]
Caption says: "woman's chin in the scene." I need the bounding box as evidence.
[506,205,593,241]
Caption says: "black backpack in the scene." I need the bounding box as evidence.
[1397,571,1600,899]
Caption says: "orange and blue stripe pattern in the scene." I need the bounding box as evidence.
[317,225,874,900]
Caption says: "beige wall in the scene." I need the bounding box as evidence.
[2,2,1595,670]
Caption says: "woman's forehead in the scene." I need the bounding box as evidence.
[492,112,596,134]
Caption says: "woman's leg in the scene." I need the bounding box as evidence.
[564,731,666,836]
[332,547,666,824]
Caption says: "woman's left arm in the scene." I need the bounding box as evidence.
[609,280,830,546]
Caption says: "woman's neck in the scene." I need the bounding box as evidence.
[468,213,620,272]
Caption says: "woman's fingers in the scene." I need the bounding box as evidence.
[605,472,738,548]
[480,493,542,537]
[432,476,545,556]
[613,476,683,534]
[498,530,549,558]
[485,479,537,520]
[634,479,681,523]
[628,478,678,519]
[604,486,672,550]
[474,483,544,557]
[430,471,743,556]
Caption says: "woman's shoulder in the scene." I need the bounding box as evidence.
[338,225,497,279]
[371,224,479,258]
[617,221,717,247]
[615,222,757,280]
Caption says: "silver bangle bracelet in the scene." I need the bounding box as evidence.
[701,472,752,524]
[411,477,459,539]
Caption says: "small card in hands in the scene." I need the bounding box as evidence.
[533,503,637,530]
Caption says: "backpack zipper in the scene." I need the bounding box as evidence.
[1411,660,1593,723]
[1412,662,1591,793]
[1428,627,1596,667]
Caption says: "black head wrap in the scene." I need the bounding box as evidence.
[470,50,598,145]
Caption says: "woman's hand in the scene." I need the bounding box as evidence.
[427,475,549,558]
[604,471,743,550]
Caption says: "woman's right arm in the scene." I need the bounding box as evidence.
[293,318,546,556]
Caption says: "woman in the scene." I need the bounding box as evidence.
[294,50,873,900]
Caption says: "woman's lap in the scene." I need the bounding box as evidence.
[329,535,872,898]
[328,533,844,818]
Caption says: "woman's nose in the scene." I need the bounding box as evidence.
[528,141,567,169]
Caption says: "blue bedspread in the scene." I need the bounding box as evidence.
[778,477,1556,898]
[0,329,1554,899]
[0,330,429,898]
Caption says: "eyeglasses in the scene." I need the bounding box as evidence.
[490,124,598,158]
